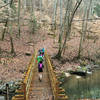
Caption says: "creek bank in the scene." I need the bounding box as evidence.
[58,63,100,100]
[58,63,100,83]
[0,80,22,95]
[67,63,99,76]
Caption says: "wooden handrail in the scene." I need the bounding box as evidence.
[24,50,37,100]
[12,50,37,100]
[45,51,68,100]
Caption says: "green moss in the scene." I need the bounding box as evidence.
[80,60,88,66]
[58,72,66,83]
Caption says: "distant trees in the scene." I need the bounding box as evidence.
[1,0,9,41]
[0,0,99,58]
[0,0,38,55]
[58,0,63,43]
[78,0,92,58]
[0,0,15,41]
[55,0,99,59]
[0,0,16,55]
[56,0,83,58]
[29,0,37,36]
[52,0,58,30]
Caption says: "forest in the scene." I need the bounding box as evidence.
[0,0,100,100]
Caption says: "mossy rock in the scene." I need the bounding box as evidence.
[58,72,66,83]
[80,60,88,66]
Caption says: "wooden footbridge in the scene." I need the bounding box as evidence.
[12,50,68,100]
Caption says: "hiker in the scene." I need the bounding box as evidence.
[38,61,44,81]
[37,55,43,64]
[38,48,45,57]
[38,49,41,56]
[41,48,45,57]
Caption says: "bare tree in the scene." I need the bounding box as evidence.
[39,0,42,23]
[56,0,83,58]
[1,0,14,41]
[29,0,37,34]
[58,0,63,43]
[52,0,58,30]
[78,0,92,58]
[17,0,21,37]
[83,0,92,41]
[9,0,16,55]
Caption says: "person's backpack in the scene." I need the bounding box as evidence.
[40,53,43,57]
[39,63,43,69]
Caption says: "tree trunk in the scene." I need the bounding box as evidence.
[40,0,42,23]
[52,0,58,30]
[24,0,26,9]
[78,32,84,58]
[18,0,21,37]
[1,0,14,41]
[9,0,16,56]
[58,0,63,43]
[1,20,8,41]
[30,0,37,35]
[83,0,92,41]
[56,0,69,57]
[0,47,1,54]
[10,35,16,55]
[78,0,92,58]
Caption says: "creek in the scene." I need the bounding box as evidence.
[63,69,100,100]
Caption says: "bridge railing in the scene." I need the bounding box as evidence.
[12,50,37,100]
[45,51,68,100]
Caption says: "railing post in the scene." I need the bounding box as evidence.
[23,82,26,100]
[6,84,9,100]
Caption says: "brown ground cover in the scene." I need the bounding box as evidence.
[0,18,100,83]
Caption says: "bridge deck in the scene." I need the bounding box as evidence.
[29,62,53,100]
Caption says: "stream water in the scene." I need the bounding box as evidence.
[0,96,5,100]
[0,94,13,100]
[63,70,100,100]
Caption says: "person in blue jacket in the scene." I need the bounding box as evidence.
[38,48,45,57]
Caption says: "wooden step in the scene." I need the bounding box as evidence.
[15,95,24,98]
[29,87,44,91]
[12,97,24,100]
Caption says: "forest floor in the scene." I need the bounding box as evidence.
[0,16,100,83]
[35,19,100,73]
